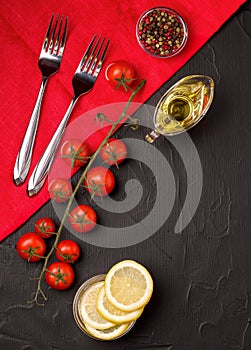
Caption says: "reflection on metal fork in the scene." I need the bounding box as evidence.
[13,14,68,186]
[28,34,110,196]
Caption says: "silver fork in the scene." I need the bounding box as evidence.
[13,14,68,186]
[28,34,110,196]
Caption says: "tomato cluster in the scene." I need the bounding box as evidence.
[48,138,127,234]
[16,62,136,297]
[16,217,81,290]
[16,139,127,290]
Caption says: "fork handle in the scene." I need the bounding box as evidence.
[27,97,78,196]
[13,78,48,185]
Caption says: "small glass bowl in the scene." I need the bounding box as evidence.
[72,274,136,341]
[136,7,188,58]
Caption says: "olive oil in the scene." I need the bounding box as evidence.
[146,75,214,142]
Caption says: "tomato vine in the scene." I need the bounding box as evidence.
[30,79,146,305]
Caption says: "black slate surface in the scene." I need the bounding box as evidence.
[1,1,251,349]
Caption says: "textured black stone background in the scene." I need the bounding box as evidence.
[1,1,251,349]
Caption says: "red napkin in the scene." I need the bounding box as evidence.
[0,0,245,241]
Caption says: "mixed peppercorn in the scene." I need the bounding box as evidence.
[137,8,187,57]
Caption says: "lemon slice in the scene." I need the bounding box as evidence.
[84,322,130,340]
[96,286,144,324]
[78,281,115,330]
[104,260,153,312]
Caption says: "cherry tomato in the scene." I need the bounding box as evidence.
[48,178,73,203]
[34,217,56,238]
[16,233,46,262]
[45,262,74,290]
[105,60,135,90]
[84,166,115,197]
[68,204,97,233]
[56,240,80,263]
[100,138,127,167]
[60,139,90,168]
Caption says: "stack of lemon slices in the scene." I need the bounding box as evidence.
[77,260,154,340]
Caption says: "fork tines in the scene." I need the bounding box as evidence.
[78,34,110,77]
[42,14,68,56]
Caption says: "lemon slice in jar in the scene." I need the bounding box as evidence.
[78,281,115,330]
[84,322,130,341]
[104,260,153,312]
[96,286,144,324]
